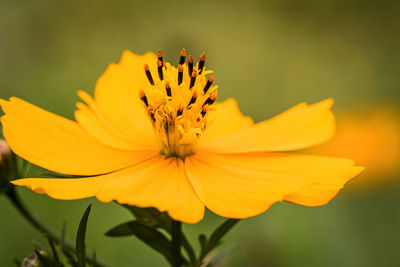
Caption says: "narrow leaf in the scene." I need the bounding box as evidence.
[199,219,240,262]
[61,221,78,266]
[208,219,239,249]
[123,205,172,232]
[198,234,208,259]
[63,250,78,267]
[105,220,136,237]
[106,221,173,264]
[76,204,92,267]
[47,236,61,266]
[108,218,195,265]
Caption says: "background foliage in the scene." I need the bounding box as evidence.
[1,0,400,266]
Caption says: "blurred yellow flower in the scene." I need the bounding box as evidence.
[0,50,363,223]
[309,109,400,188]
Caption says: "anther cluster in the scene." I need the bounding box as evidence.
[139,49,217,158]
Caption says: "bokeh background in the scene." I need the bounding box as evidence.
[1,0,400,266]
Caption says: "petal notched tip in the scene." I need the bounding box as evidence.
[313,98,334,109]
[284,163,365,207]
[0,98,14,114]
[0,98,9,108]
[120,50,157,65]
[77,90,94,105]
[0,99,8,119]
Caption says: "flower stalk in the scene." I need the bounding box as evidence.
[171,220,182,267]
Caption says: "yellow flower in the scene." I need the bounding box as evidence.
[309,108,400,189]
[0,50,363,223]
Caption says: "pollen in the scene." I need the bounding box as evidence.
[138,50,218,158]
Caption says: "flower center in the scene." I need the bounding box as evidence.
[139,49,218,159]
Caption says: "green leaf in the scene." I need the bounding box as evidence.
[46,236,61,266]
[60,222,78,266]
[63,250,78,267]
[199,219,240,261]
[208,219,239,249]
[104,220,136,237]
[106,220,173,264]
[76,204,92,267]
[123,205,172,232]
[198,234,207,259]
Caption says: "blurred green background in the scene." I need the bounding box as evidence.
[1,0,400,266]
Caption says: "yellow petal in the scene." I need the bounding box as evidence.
[284,164,365,207]
[185,151,312,219]
[200,99,335,153]
[199,98,254,145]
[11,158,157,199]
[0,97,158,175]
[12,156,205,224]
[75,91,156,150]
[192,151,364,208]
[12,177,109,199]
[96,156,204,223]
[94,50,157,143]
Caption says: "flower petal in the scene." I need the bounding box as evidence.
[200,99,335,153]
[185,151,312,219]
[187,151,364,215]
[96,156,204,223]
[12,156,205,224]
[12,177,110,200]
[75,91,156,150]
[10,158,157,199]
[283,163,365,207]
[198,98,254,145]
[0,97,158,175]
[94,50,157,142]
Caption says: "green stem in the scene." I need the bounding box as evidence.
[5,186,108,267]
[171,220,182,267]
